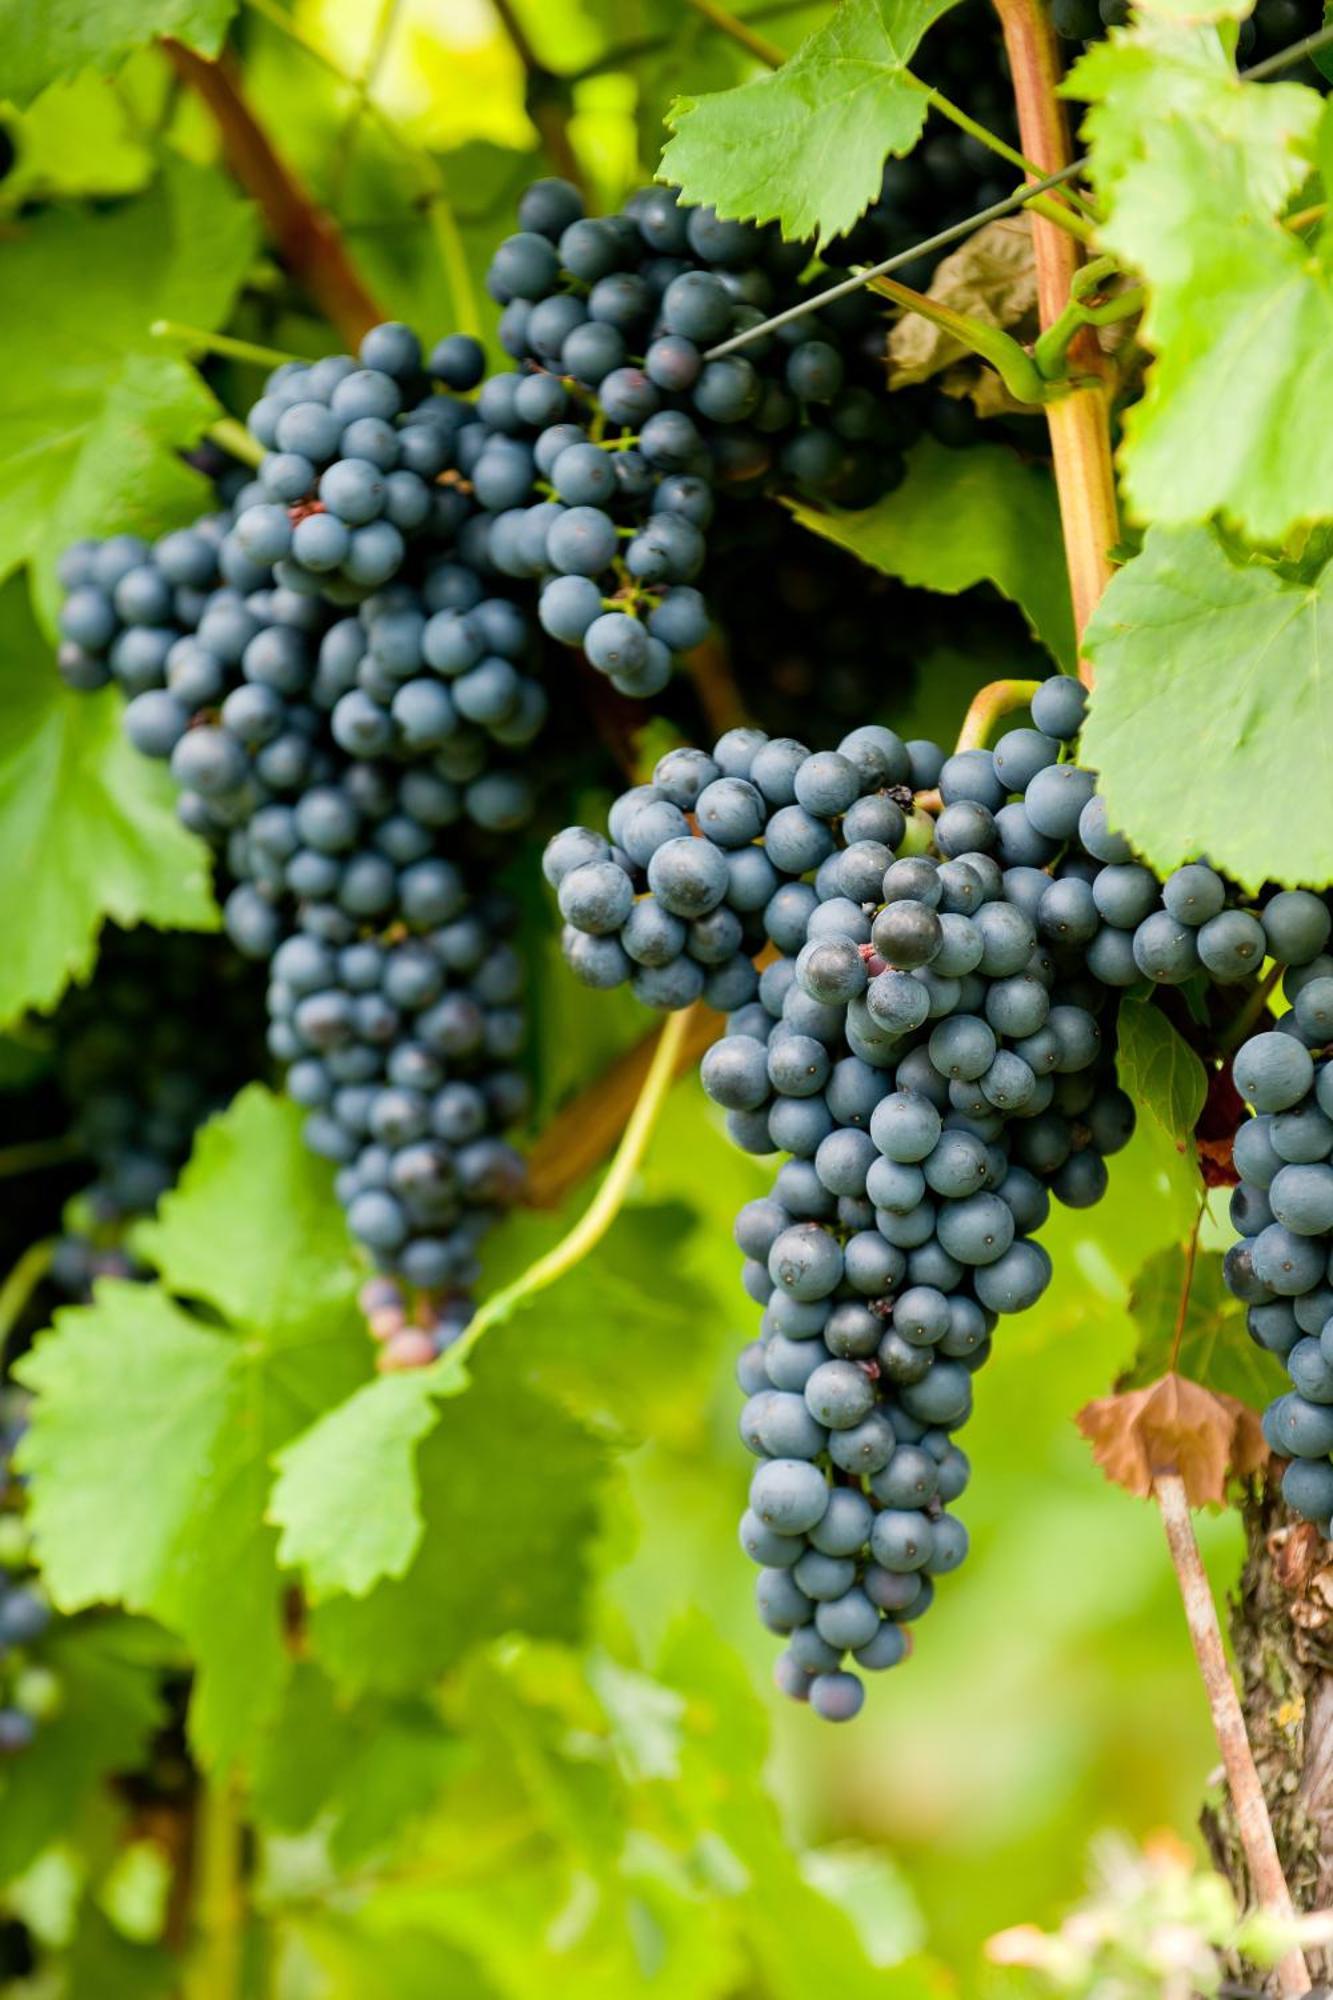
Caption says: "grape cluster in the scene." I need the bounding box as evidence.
[0,1394,57,1757]
[547,678,1146,1716]
[1229,987,1333,1527]
[57,337,538,1348]
[472,172,942,701]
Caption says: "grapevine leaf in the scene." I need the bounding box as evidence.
[788,437,1076,668]
[137,1082,359,1326]
[251,1664,459,1867]
[0,161,256,621]
[274,1199,716,1601]
[0,1616,168,1883]
[0,71,155,207]
[0,579,217,1028]
[287,1920,497,2000]
[1115,996,1207,1147]
[0,0,234,106]
[1119,1244,1285,1410]
[308,1351,610,1696]
[1082,525,1333,889]
[1067,19,1329,540]
[659,0,961,247]
[15,1089,368,1768]
[59,1907,175,2000]
[270,1362,466,1601]
[1076,1373,1267,1505]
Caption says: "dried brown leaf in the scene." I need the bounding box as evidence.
[1076,1372,1268,1506]
[887,215,1038,389]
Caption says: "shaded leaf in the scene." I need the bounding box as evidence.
[1082,525,1333,889]
[251,1663,460,1867]
[0,1616,167,1884]
[1115,995,1207,1147]
[789,437,1076,668]
[1076,1373,1267,1505]
[1120,1243,1286,1410]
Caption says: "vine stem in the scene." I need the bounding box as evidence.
[683,0,787,65]
[989,0,1118,676]
[0,1241,55,1373]
[455,1006,693,1355]
[1153,1473,1311,1996]
[183,1774,245,2000]
[1169,1193,1209,1373]
[161,40,386,346]
[525,1004,723,1208]
[489,0,589,198]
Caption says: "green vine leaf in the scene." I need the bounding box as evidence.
[1115,995,1207,1147]
[270,1361,466,1602]
[0,0,235,106]
[307,1351,610,1698]
[1119,1243,1285,1411]
[0,579,217,1029]
[15,1088,368,1769]
[788,436,1076,668]
[1067,18,1329,541]
[660,0,961,247]
[1082,525,1333,889]
[0,160,256,621]
[0,1616,169,1884]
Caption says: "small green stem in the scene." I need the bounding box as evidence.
[0,1241,55,1371]
[0,1135,85,1180]
[152,320,301,369]
[206,417,265,468]
[683,0,787,64]
[184,1774,245,2000]
[423,184,483,341]
[870,275,1047,405]
[450,1006,692,1365]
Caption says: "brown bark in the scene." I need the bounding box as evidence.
[163,40,385,346]
[1204,1480,1333,1988]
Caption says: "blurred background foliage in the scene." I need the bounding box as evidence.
[0,1,1248,1991]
